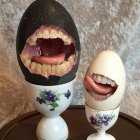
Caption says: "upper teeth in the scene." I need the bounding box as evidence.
[92,75,116,87]
[27,27,72,46]
[43,30,49,39]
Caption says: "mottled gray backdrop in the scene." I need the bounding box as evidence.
[0,0,140,128]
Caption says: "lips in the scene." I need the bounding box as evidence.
[20,26,77,78]
[84,74,118,101]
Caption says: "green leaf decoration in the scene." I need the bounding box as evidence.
[50,102,59,108]
[96,113,101,119]
[111,115,115,120]
[40,92,46,100]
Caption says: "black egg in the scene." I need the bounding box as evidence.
[16,0,80,85]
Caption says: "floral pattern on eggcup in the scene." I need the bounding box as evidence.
[36,89,71,111]
[89,113,115,129]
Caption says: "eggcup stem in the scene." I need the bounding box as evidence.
[97,130,105,135]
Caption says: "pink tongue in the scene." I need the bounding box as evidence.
[84,75,115,95]
[31,53,65,65]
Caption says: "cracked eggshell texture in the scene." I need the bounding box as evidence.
[16,0,80,85]
[85,51,126,110]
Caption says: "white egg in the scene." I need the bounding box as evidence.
[84,50,126,110]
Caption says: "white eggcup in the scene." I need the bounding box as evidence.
[26,77,76,140]
[85,103,120,140]
[84,51,126,110]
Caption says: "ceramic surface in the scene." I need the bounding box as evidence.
[26,78,75,117]
[26,78,75,140]
[85,103,120,140]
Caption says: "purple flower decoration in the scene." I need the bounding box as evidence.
[64,90,71,99]
[90,116,97,125]
[89,114,115,127]
[102,115,110,126]
[36,89,71,111]
[44,90,57,102]
[36,97,46,104]
[50,108,55,111]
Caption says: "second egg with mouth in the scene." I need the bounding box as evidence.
[84,51,126,110]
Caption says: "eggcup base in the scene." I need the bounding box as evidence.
[36,116,68,140]
[87,133,115,140]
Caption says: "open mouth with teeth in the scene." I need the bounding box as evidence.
[20,26,76,78]
[84,74,118,101]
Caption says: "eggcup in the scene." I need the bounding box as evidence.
[26,77,76,140]
[85,103,120,140]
